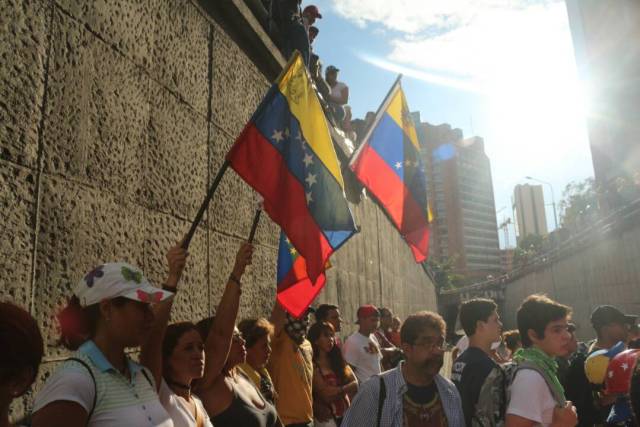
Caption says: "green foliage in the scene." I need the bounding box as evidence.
[425,256,464,290]
[558,178,599,231]
[513,233,545,267]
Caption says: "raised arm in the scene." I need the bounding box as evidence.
[270,301,287,337]
[140,242,188,389]
[199,242,253,388]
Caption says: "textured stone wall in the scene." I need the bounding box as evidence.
[502,222,640,341]
[1,0,437,417]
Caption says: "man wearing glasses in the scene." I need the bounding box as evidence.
[341,311,464,427]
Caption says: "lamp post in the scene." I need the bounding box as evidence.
[525,176,559,230]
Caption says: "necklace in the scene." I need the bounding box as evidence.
[167,378,191,395]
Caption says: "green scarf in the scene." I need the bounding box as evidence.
[513,347,565,400]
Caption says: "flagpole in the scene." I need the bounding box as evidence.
[348,74,403,166]
[247,208,262,243]
[182,160,230,250]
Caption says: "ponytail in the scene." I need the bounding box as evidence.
[57,296,99,350]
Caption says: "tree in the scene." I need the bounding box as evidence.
[513,233,545,268]
[424,256,464,291]
[558,178,599,231]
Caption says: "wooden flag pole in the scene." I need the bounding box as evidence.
[182,159,230,249]
[247,209,262,243]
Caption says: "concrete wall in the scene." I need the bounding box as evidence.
[1,0,437,417]
[502,219,640,341]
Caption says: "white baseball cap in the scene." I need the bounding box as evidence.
[74,262,173,307]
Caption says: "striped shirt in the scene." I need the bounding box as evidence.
[341,362,465,427]
[33,340,173,426]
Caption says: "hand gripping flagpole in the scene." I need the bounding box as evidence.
[182,160,230,250]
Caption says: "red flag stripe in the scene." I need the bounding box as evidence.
[228,124,334,278]
[352,144,429,261]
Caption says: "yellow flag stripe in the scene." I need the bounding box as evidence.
[386,87,420,151]
[277,55,344,188]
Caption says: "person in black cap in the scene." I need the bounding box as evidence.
[564,305,637,427]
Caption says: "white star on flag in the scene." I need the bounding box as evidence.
[305,173,317,187]
[395,162,402,169]
[622,363,629,371]
[271,129,284,143]
[306,191,313,204]
[303,153,314,167]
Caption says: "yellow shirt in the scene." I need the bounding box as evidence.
[266,331,314,424]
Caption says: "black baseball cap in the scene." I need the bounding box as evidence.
[590,305,637,330]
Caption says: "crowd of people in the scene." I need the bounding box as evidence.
[3,240,640,427]
[260,1,354,139]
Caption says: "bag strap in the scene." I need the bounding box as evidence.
[140,367,154,388]
[516,362,566,406]
[67,357,97,424]
[376,376,387,427]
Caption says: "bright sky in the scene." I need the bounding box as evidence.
[311,0,594,248]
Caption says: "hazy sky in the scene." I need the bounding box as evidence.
[310,0,594,247]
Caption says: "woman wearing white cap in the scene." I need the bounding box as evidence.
[31,243,187,427]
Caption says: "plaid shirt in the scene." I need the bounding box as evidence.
[342,362,465,427]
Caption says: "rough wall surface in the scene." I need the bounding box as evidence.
[0,0,437,416]
[502,222,640,341]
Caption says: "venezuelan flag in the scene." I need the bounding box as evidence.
[227,52,356,294]
[276,232,327,317]
[349,78,430,262]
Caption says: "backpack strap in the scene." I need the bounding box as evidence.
[140,367,155,389]
[376,376,387,427]
[67,357,98,424]
[516,361,566,406]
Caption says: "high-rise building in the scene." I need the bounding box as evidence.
[565,0,640,210]
[414,114,501,280]
[513,184,548,240]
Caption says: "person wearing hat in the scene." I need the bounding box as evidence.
[342,305,383,385]
[325,65,349,123]
[31,242,187,427]
[302,5,322,30]
[564,305,637,427]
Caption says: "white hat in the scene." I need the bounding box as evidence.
[74,262,173,307]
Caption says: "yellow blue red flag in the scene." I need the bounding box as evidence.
[349,77,430,262]
[227,52,356,316]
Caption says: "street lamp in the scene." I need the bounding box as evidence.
[525,176,559,230]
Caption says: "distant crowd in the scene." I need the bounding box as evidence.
[3,240,640,427]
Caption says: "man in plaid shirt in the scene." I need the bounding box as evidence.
[342,311,464,427]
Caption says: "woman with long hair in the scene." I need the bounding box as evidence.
[308,322,358,427]
[31,242,187,427]
[140,242,254,427]
[0,302,44,427]
[181,242,279,427]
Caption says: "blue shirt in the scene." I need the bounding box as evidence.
[341,362,465,427]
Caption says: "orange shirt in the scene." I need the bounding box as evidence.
[266,331,314,425]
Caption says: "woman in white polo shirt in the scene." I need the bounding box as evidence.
[31,243,187,427]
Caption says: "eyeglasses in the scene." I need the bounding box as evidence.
[412,336,451,351]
